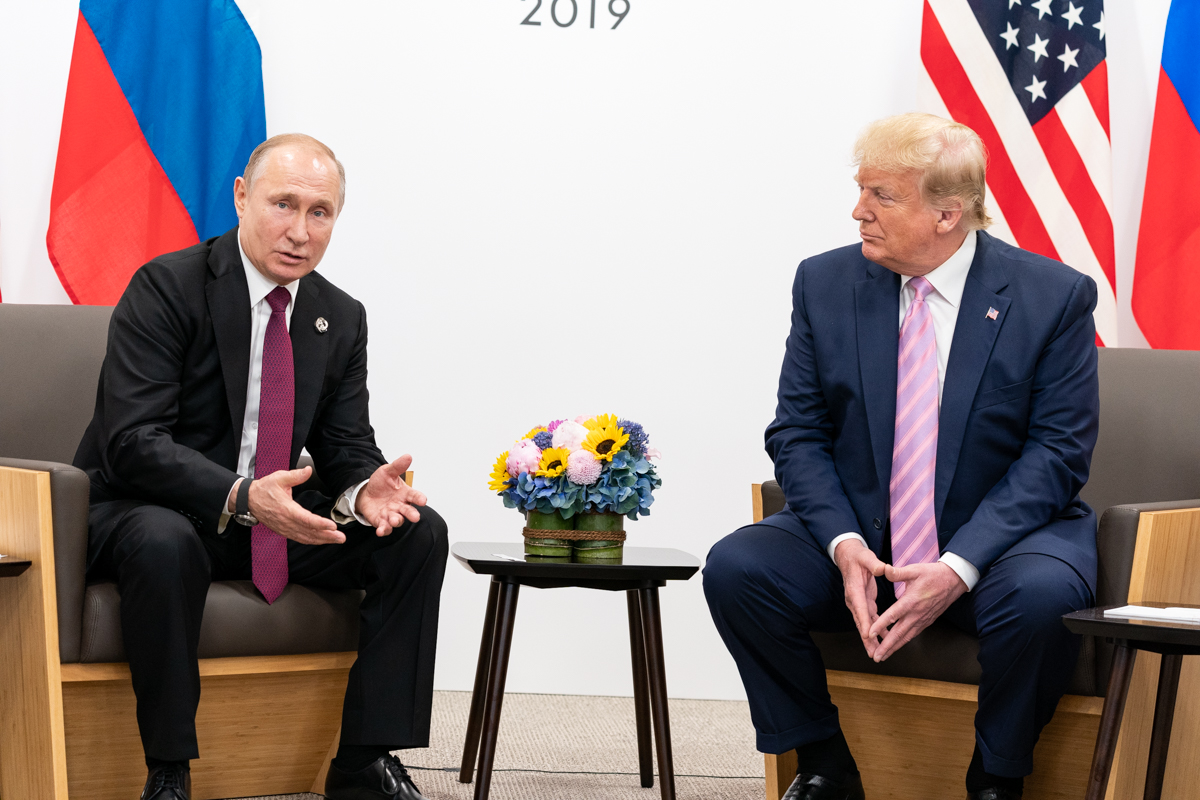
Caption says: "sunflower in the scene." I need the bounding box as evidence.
[523,425,548,441]
[534,447,571,478]
[583,414,618,432]
[488,451,512,492]
[581,419,629,462]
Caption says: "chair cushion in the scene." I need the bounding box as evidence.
[80,580,363,663]
[814,622,1096,696]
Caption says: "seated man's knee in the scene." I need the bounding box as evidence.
[408,505,449,562]
[704,528,772,609]
[113,506,208,581]
[990,555,1089,634]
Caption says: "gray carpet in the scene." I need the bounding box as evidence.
[240,690,764,800]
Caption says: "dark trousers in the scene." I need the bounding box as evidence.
[702,521,1090,777]
[87,498,448,762]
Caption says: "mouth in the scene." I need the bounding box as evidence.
[276,251,305,266]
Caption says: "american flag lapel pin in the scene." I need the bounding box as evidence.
[986,307,999,321]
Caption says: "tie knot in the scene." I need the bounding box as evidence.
[266,286,290,314]
[909,276,934,303]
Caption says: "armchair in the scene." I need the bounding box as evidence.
[0,304,378,800]
[755,347,1200,799]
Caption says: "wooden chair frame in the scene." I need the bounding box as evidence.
[752,484,1200,800]
[0,466,410,799]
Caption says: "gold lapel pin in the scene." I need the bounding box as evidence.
[315,317,329,334]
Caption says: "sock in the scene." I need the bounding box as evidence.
[794,730,858,782]
[145,756,189,771]
[334,744,394,772]
[965,744,1024,795]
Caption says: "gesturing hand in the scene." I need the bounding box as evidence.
[356,454,428,537]
[834,539,888,659]
[867,561,967,662]
[248,467,345,545]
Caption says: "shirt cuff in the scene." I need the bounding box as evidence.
[827,532,868,563]
[332,479,371,526]
[217,479,241,534]
[939,551,980,591]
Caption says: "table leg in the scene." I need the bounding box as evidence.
[639,586,676,800]
[627,590,654,788]
[1143,653,1184,800]
[459,578,501,783]
[1085,643,1137,800]
[474,580,520,800]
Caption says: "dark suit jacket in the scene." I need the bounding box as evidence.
[763,231,1100,592]
[75,226,386,564]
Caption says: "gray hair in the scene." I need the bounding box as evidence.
[243,133,346,210]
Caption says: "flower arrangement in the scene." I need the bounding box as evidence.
[489,415,662,558]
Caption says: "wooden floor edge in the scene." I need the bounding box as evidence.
[825,669,1103,714]
[60,651,357,682]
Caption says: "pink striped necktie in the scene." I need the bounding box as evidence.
[889,276,940,598]
[251,286,293,604]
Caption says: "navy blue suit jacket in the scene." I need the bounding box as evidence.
[763,231,1100,593]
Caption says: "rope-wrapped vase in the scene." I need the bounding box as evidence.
[524,510,625,560]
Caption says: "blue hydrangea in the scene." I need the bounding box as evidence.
[532,431,554,450]
[617,419,648,458]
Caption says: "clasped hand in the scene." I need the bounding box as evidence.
[244,454,427,545]
[833,539,967,663]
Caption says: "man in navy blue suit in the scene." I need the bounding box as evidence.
[703,114,1098,800]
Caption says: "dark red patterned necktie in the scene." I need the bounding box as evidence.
[252,286,293,604]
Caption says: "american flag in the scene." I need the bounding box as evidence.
[919,0,1117,345]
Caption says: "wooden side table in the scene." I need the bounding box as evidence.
[0,559,32,578]
[1063,604,1200,800]
[452,542,700,800]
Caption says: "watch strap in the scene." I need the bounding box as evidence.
[236,478,253,518]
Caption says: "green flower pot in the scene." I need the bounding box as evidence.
[525,510,574,556]
[573,512,624,559]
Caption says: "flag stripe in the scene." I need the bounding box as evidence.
[1032,109,1116,289]
[1054,82,1115,218]
[1080,60,1111,140]
[921,3,1060,259]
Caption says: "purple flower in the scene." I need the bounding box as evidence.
[617,419,648,457]
[532,431,554,450]
[546,419,565,433]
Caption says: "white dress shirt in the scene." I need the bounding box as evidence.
[217,233,369,532]
[826,231,981,591]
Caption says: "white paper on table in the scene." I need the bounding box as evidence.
[1104,605,1200,623]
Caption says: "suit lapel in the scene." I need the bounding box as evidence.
[855,260,901,505]
[289,276,330,466]
[205,230,252,434]
[936,233,1011,524]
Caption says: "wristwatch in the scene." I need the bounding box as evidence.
[234,479,258,527]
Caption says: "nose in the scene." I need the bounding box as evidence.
[286,212,309,246]
[852,191,873,223]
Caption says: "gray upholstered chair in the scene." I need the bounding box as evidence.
[756,347,1200,800]
[0,304,364,800]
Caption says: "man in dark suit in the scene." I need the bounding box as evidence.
[703,114,1098,800]
[75,133,446,800]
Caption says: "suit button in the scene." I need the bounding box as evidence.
[873,518,883,529]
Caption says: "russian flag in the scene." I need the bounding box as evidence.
[1132,2,1200,350]
[47,0,265,306]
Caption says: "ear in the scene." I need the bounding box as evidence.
[233,176,248,219]
[935,203,964,234]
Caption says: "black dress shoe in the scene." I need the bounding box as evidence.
[325,754,427,800]
[783,771,866,800]
[140,764,190,800]
[966,789,1022,800]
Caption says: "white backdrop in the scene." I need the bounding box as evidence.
[0,0,1173,701]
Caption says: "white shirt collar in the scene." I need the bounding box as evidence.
[237,228,300,309]
[900,230,977,307]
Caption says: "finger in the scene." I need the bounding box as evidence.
[868,599,907,642]
[401,488,428,507]
[375,521,393,538]
[277,465,313,487]
[874,616,918,662]
[389,454,413,480]
[885,563,921,584]
[284,501,339,532]
[862,552,889,577]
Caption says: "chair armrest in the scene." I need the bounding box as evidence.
[1096,499,1200,608]
[0,457,90,662]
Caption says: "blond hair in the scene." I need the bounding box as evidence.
[243,133,346,210]
[852,113,992,231]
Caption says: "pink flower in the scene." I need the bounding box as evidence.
[574,415,589,424]
[506,441,541,476]
[644,447,662,461]
[566,449,602,485]
[551,420,588,452]
[546,419,565,433]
